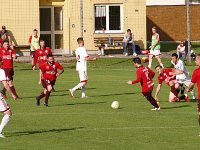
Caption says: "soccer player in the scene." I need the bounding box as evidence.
[154,65,186,102]
[171,53,195,100]
[0,40,19,99]
[127,57,160,110]
[36,54,63,106]
[187,54,200,136]
[0,58,17,138]
[148,27,164,69]
[69,37,96,98]
[32,40,52,84]
[28,29,40,68]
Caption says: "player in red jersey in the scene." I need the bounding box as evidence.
[127,57,160,110]
[187,54,200,136]
[36,54,64,106]
[154,65,179,102]
[32,40,52,84]
[0,40,19,99]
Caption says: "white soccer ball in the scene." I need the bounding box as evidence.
[111,101,120,109]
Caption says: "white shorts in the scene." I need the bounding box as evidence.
[175,78,191,87]
[0,96,10,112]
[78,71,88,82]
[149,50,161,57]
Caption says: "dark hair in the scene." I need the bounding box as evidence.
[47,54,53,58]
[155,65,162,69]
[3,40,9,44]
[77,37,83,43]
[133,57,141,64]
[172,53,178,59]
[33,29,38,32]
[152,26,157,30]
[127,29,131,32]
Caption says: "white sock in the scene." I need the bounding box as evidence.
[160,63,164,68]
[0,115,10,134]
[190,90,195,98]
[72,82,84,93]
[82,85,86,97]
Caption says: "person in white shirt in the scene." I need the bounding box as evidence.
[171,53,195,100]
[69,37,96,98]
[176,41,185,59]
[0,58,17,138]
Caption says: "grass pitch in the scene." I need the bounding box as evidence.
[0,58,200,150]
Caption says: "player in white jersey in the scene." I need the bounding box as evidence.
[171,53,195,100]
[69,37,96,98]
[0,58,17,138]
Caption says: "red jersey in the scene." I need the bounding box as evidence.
[0,47,16,68]
[33,47,52,68]
[158,68,175,85]
[191,67,200,100]
[132,65,155,92]
[40,61,63,81]
[0,38,2,46]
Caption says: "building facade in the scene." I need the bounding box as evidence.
[0,0,146,54]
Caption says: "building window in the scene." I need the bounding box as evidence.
[94,4,123,33]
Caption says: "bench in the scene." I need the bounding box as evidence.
[94,37,124,55]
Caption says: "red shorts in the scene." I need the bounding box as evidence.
[2,68,14,80]
[42,79,55,89]
[30,51,36,58]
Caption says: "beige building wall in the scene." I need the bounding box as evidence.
[67,0,146,51]
[0,0,39,46]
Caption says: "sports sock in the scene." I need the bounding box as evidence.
[1,87,6,95]
[190,90,195,98]
[10,86,17,96]
[170,85,177,96]
[150,99,159,108]
[81,85,86,97]
[45,91,51,104]
[72,82,84,93]
[0,115,10,134]
[37,91,45,100]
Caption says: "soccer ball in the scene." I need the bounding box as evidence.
[111,101,120,109]
[141,56,149,63]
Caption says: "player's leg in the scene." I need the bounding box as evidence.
[155,52,164,68]
[184,80,196,99]
[148,54,153,68]
[36,79,46,106]
[142,91,160,109]
[123,42,128,56]
[38,70,42,85]
[198,100,200,136]
[0,98,12,138]
[44,82,54,106]
[69,71,87,98]
[7,80,19,98]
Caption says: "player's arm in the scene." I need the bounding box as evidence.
[33,51,39,70]
[187,71,197,92]
[2,80,17,100]
[56,63,64,77]
[85,56,97,61]
[155,84,162,101]
[127,70,141,84]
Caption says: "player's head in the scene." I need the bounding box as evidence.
[2,40,9,49]
[47,54,54,65]
[133,57,142,67]
[1,25,6,32]
[180,41,184,46]
[127,29,131,34]
[40,40,46,48]
[155,65,163,74]
[195,54,200,66]
[171,53,178,63]
[33,29,38,35]
[152,27,157,34]
[77,37,84,46]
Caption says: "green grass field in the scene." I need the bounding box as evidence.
[1,58,200,150]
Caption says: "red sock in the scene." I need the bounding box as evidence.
[10,86,17,96]
[45,91,51,104]
[37,91,45,100]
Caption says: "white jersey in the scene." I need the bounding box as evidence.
[171,59,190,80]
[75,46,88,71]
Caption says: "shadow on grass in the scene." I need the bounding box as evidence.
[92,92,136,97]
[161,104,191,110]
[8,127,84,137]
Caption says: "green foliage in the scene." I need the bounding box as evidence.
[1,58,200,150]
